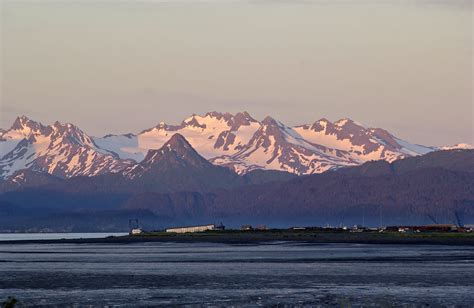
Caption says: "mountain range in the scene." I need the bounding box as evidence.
[1,112,470,180]
[0,146,472,231]
[1,112,472,231]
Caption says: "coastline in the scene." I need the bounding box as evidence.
[1,230,474,246]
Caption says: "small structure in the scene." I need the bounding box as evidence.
[241,225,253,231]
[131,228,143,235]
[166,224,216,234]
[129,219,142,235]
[350,225,365,232]
[464,224,474,232]
[291,227,306,231]
[386,224,459,233]
[398,227,414,233]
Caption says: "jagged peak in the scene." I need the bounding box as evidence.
[310,118,332,131]
[140,111,259,135]
[334,118,352,126]
[229,111,258,131]
[182,114,206,129]
[205,111,223,117]
[335,118,366,129]
[52,120,75,128]
[183,113,197,122]
[44,120,99,149]
[142,134,192,160]
[13,115,30,124]
[234,111,257,122]
[203,111,256,122]
[51,120,85,135]
[204,111,232,119]
[261,116,280,126]
[251,116,288,145]
[10,115,43,132]
[316,117,331,124]
[140,133,207,168]
[163,133,193,150]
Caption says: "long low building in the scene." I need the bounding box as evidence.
[166,224,216,234]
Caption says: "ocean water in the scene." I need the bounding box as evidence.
[0,241,473,306]
[0,233,128,241]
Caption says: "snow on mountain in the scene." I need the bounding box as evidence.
[0,169,64,192]
[119,133,243,192]
[294,118,435,163]
[1,112,455,178]
[94,111,260,161]
[0,116,133,179]
[212,116,359,174]
[122,133,211,179]
[94,112,442,175]
[441,143,473,150]
[0,115,47,158]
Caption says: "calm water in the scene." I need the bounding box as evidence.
[0,233,127,241]
[0,241,473,306]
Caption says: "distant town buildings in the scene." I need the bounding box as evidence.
[387,224,460,233]
[166,224,223,234]
[240,224,268,231]
[241,225,253,231]
[129,219,142,235]
[291,227,306,231]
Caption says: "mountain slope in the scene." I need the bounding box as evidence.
[336,149,474,177]
[212,116,359,174]
[123,149,474,226]
[1,149,472,230]
[0,133,299,194]
[94,112,261,162]
[293,118,434,161]
[94,112,439,175]
[1,113,468,178]
[0,169,64,193]
[120,133,243,192]
[0,116,133,179]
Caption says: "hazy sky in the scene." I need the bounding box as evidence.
[1,0,472,146]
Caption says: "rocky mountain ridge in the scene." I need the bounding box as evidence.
[1,112,469,178]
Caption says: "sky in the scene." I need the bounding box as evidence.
[0,0,472,146]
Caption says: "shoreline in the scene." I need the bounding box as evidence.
[1,230,474,246]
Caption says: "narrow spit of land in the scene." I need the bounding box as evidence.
[1,230,474,245]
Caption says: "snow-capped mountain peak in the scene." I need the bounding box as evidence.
[0,118,132,179]
[293,117,434,163]
[123,133,212,179]
[4,115,47,140]
[96,111,262,163]
[147,133,198,160]
[1,112,460,178]
[93,112,441,175]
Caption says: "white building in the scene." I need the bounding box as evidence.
[166,224,216,234]
[131,228,142,235]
